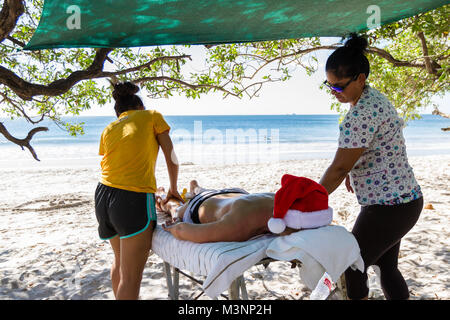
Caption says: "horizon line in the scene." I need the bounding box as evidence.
[72,112,437,117]
[0,112,440,120]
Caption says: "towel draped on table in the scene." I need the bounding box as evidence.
[152,224,364,298]
[152,226,275,298]
[266,225,365,290]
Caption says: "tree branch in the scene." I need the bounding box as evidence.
[238,43,436,81]
[432,107,450,119]
[0,122,48,160]
[417,31,440,75]
[101,54,191,77]
[0,91,49,124]
[6,35,24,47]
[366,46,427,69]
[432,107,450,132]
[0,48,113,100]
[133,75,242,98]
[0,0,24,43]
[0,50,193,101]
[0,40,439,105]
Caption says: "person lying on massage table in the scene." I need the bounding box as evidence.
[158,177,332,243]
[157,180,282,243]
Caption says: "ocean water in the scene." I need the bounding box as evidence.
[0,114,449,168]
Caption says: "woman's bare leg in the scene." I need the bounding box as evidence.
[116,223,154,300]
[109,236,121,298]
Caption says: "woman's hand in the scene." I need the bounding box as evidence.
[162,188,184,205]
[345,175,354,193]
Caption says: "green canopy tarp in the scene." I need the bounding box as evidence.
[24,0,448,50]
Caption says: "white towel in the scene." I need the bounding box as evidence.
[152,225,276,298]
[153,224,364,298]
[266,225,364,290]
[202,234,275,298]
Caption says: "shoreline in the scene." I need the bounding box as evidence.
[0,154,449,300]
[0,152,449,169]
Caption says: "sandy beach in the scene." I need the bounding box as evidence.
[0,155,448,300]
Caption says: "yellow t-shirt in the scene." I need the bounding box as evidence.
[99,110,170,193]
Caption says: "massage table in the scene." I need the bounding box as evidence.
[151,220,364,300]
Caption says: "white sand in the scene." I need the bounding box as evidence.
[0,155,448,300]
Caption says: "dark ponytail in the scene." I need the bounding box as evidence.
[112,82,144,117]
[325,33,370,79]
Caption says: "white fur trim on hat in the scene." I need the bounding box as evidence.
[284,207,333,230]
[268,217,286,234]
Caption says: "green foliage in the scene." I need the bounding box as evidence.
[0,1,448,141]
[0,0,111,133]
[340,5,449,122]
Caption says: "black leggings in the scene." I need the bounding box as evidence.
[344,197,423,300]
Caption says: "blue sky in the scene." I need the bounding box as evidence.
[81,39,450,117]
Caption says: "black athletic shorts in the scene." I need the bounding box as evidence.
[94,183,157,240]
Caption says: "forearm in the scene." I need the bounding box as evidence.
[166,155,179,192]
[320,147,364,195]
[157,131,179,192]
[169,222,210,243]
[319,165,349,195]
[166,220,236,243]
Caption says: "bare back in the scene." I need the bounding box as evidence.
[163,192,276,243]
[199,192,275,241]
[197,193,248,223]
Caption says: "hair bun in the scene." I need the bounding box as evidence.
[112,82,140,101]
[344,33,368,54]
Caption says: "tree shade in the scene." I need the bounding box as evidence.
[24,0,449,50]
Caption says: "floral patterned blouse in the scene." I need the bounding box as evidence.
[338,85,422,206]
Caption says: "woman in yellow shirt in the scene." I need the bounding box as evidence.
[95,82,183,299]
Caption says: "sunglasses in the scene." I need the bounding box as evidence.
[323,74,358,93]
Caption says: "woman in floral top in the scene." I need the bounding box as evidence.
[319,34,423,300]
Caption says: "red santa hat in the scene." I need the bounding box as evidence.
[268,174,333,234]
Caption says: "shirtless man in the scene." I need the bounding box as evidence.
[158,180,295,243]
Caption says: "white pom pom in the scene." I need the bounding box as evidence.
[268,218,286,234]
